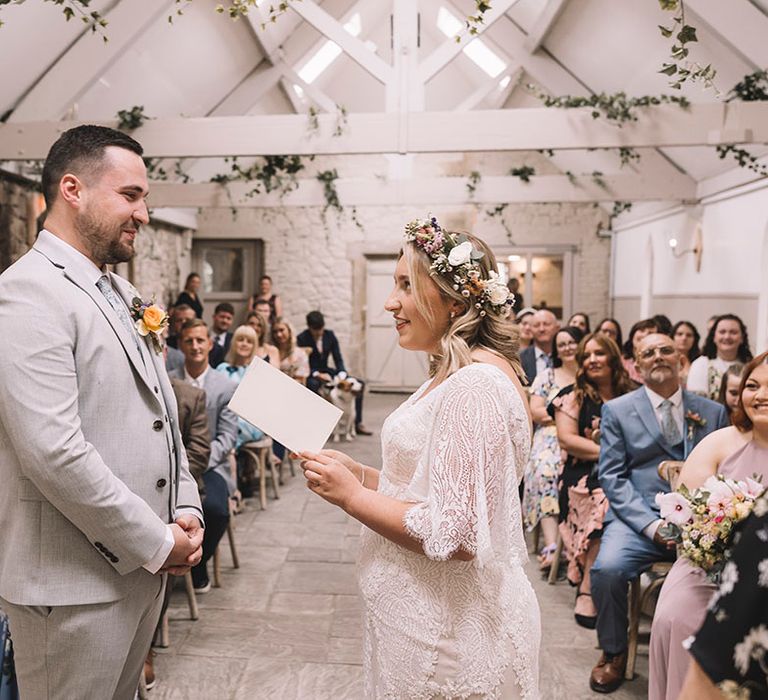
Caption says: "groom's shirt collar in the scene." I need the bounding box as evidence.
[39,229,106,286]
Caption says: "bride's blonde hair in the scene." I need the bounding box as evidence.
[401,232,523,384]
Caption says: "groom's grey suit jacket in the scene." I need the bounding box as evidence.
[0,232,202,606]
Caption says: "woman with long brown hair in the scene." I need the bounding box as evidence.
[554,333,635,628]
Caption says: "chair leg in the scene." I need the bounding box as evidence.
[159,610,170,648]
[532,523,541,555]
[184,571,199,621]
[259,448,268,510]
[227,520,240,569]
[285,452,296,477]
[626,577,641,680]
[212,545,222,588]
[548,533,563,585]
[269,453,281,500]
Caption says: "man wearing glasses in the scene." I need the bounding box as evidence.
[587,333,728,693]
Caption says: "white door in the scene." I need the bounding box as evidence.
[365,257,429,391]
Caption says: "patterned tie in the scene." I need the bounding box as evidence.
[96,275,142,355]
[659,399,681,445]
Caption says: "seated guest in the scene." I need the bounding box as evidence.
[653,314,674,336]
[718,362,745,424]
[507,276,524,314]
[621,318,659,384]
[568,312,591,335]
[672,320,701,388]
[166,344,185,373]
[554,334,634,632]
[523,326,582,570]
[679,495,768,700]
[649,351,768,700]
[253,298,273,327]
[596,317,623,350]
[515,307,536,351]
[588,333,727,693]
[167,303,195,350]
[214,325,265,448]
[174,272,204,318]
[245,311,280,366]
[521,308,559,384]
[248,274,282,325]
[208,302,235,368]
[146,376,210,688]
[297,310,372,435]
[687,314,753,401]
[271,317,310,385]
[170,319,238,593]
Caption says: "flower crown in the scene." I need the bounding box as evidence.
[403,216,512,317]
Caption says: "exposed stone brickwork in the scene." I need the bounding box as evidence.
[0,173,38,273]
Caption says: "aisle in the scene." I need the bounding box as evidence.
[154,393,648,700]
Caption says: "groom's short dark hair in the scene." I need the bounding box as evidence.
[41,125,144,209]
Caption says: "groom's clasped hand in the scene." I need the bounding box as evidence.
[299,448,363,509]
[162,514,204,575]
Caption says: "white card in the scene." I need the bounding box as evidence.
[228,357,342,454]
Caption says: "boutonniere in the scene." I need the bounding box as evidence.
[130,296,168,354]
[685,410,707,441]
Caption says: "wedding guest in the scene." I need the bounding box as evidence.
[687,314,753,401]
[568,312,591,335]
[298,310,372,436]
[298,219,540,697]
[649,351,768,700]
[271,317,310,385]
[680,495,768,700]
[507,276,524,314]
[673,320,701,387]
[653,314,674,336]
[208,302,235,368]
[170,319,238,593]
[245,310,280,366]
[523,326,582,571]
[516,307,536,351]
[596,317,623,350]
[622,318,659,384]
[214,325,265,448]
[248,274,282,325]
[253,298,273,326]
[590,333,726,693]
[166,303,195,349]
[521,308,560,384]
[717,362,745,424]
[174,272,204,319]
[554,334,634,630]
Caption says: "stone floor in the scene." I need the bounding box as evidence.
[154,393,649,700]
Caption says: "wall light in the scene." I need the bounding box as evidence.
[668,223,703,272]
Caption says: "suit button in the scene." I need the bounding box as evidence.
[153,420,163,431]
[154,386,159,394]
[94,541,104,550]
[110,555,119,563]
[156,478,167,488]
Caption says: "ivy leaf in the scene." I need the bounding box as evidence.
[677,25,698,44]
[659,63,677,76]
[658,24,673,38]
[658,0,679,10]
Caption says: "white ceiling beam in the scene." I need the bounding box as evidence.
[280,76,306,114]
[9,0,177,122]
[208,63,285,116]
[523,0,569,53]
[287,0,392,84]
[147,173,695,208]
[4,103,768,159]
[277,61,337,113]
[419,0,521,83]
[455,66,521,111]
[696,155,768,201]
[245,3,303,64]
[685,0,768,69]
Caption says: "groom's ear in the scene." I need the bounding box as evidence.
[59,173,85,209]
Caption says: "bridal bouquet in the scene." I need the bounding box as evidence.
[655,475,764,579]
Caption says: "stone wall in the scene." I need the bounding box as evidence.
[0,169,193,301]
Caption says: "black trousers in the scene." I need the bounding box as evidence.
[191,469,229,587]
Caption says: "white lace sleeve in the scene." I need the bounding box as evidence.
[402,366,510,567]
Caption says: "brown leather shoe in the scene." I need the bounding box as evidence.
[589,651,627,693]
[143,649,156,691]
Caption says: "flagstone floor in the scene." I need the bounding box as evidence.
[153,393,649,700]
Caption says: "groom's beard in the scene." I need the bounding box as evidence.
[75,208,137,266]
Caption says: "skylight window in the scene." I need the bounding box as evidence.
[436,6,507,78]
[297,13,364,84]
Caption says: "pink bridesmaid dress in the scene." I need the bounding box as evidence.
[648,439,768,700]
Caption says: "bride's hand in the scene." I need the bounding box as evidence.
[299,451,362,510]
[318,448,362,478]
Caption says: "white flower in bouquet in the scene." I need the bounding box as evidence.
[656,491,693,525]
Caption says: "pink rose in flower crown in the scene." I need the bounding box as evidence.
[655,491,693,525]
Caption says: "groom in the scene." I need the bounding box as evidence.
[588,333,728,692]
[0,125,204,699]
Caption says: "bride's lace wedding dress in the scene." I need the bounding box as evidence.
[358,363,541,699]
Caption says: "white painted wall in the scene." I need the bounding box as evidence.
[612,184,768,354]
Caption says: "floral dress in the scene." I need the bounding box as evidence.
[687,494,768,700]
[358,364,540,699]
[522,369,568,531]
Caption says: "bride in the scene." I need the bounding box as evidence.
[300,217,540,699]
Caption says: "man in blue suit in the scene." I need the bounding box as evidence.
[589,333,728,693]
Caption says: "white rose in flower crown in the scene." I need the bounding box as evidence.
[488,281,510,305]
[447,241,474,266]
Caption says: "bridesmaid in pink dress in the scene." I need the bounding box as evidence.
[649,352,768,700]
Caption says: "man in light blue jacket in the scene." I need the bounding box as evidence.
[589,333,728,693]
